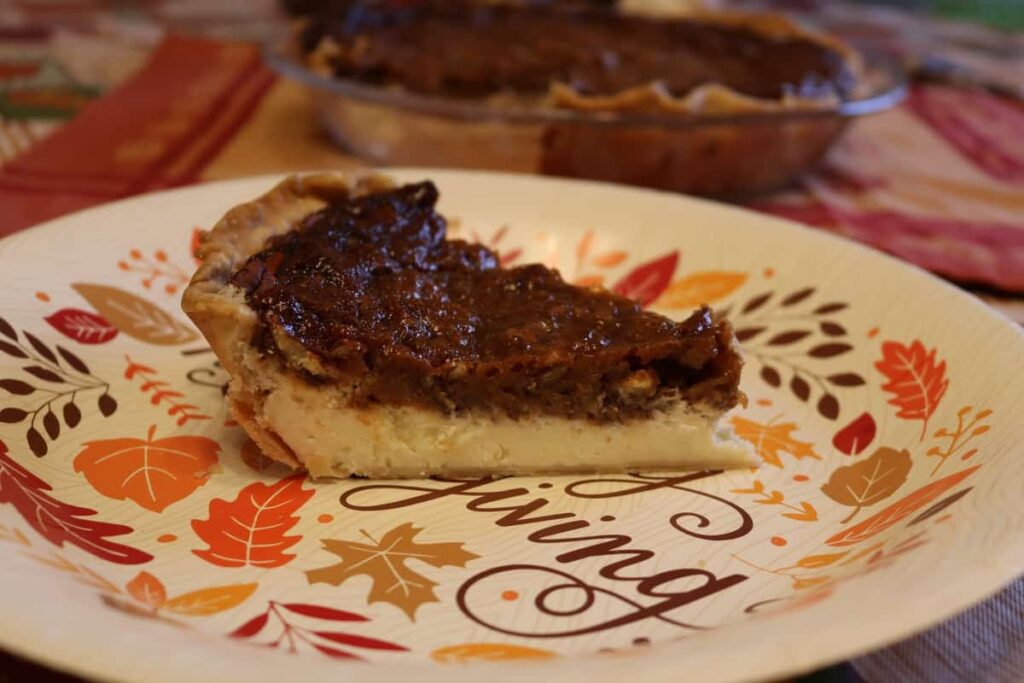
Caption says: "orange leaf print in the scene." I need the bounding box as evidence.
[164,583,258,616]
[731,416,821,468]
[875,340,949,439]
[576,230,595,263]
[73,426,220,513]
[432,643,557,663]
[574,274,605,288]
[794,551,849,569]
[120,569,255,616]
[127,571,166,609]
[792,575,832,590]
[826,466,979,547]
[591,251,628,268]
[192,474,314,568]
[656,271,747,309]
[782,501,819,522]
[101,595,184,627]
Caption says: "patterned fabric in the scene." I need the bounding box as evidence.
[751,88,1024,293]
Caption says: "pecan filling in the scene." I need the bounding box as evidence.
[231,182,742,422]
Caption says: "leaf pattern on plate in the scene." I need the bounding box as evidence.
[113,570,257,616]
[116,248,190,296]
[655,271,747,310]
[0,317,115,456]
[23,548,121,593]
[0,526,124,594]
[127,570,167,608]
[730,479,818,523]
[875,339,950,439]
[570,229,633,286]
[432,643,557,663]
[826,466,980,547]
[832,412,878,456]
[230,600,407,659]
[611,251,679,307]
[192,475,314,568]
[740,530,935,598]
[731,416,821,468]
[0,440,151,564]
[306,523,479,620]
[821,447,913,523]
[728,288,861,421]
[924,405,991,477]
[470,225,523,267]
[124,355,212,426]
[74,425,220,513]
[72,283,198,346]
[908,488,974,526]
[44,309,119,345]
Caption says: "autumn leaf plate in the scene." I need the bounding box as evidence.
[0,170,1022,683]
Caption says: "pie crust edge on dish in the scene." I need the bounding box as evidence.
[182,173,757,479]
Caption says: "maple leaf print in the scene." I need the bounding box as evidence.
[731,416,821,468]
[74,425,220,512]
[192,474,313,568]
[306,523,478,620]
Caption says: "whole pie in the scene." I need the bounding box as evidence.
[293,0,862,116]
[182,174,755,478]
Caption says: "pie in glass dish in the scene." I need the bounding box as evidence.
[294,0,864,116]
[182,174,755,478]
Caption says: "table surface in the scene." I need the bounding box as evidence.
[0,2,1021,682]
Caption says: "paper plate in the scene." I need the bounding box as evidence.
[0,170,1021,683]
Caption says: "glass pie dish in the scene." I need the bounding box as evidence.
[263,32,906,198]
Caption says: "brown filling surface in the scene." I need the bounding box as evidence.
[297,1,856,101]
[231,182,742,422]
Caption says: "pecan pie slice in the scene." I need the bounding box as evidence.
[182,174,755,478]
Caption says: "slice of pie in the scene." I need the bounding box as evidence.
[182,174,755,478]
